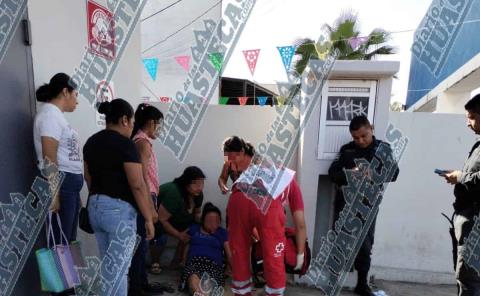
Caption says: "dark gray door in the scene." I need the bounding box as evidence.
[0,11,43,296]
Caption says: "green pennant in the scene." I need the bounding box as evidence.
[209,52,224,72]
[219,97,229,105]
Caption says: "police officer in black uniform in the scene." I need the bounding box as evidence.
[442,94,480,296]
[328,115,399,296]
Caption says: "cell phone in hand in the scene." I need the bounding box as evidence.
[434,169,449,175]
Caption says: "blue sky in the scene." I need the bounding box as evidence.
[222,0,433,104]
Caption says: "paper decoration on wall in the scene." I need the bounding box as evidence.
[242,49,261,76]
[142,58,159,81]
[238,96,248,105]
[159,96,171,103]
[276,96,286,106]
[174,55,191,71]
[348,36,368,51]
[219,97,229,105]
[277,45,295,74]
[314,41,332,60]
[95,80,115,127]
[257,96,268,106]
[209,52,224,72]
[87,0,115,60]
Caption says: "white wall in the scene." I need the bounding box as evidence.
[140,0,222,103]
[28,0,143,256]
[371,112,477,284]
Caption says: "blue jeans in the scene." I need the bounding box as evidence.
[88,194,137,296]
[51,172,83,244]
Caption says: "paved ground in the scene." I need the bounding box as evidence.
[148,269,457,296]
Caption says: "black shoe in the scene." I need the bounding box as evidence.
[354,284,375,296]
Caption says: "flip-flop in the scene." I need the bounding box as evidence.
[149,263,162,275]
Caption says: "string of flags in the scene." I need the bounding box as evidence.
[141,35,372,81]
[148,95,288,106]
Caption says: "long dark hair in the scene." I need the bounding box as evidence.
[98,98,134,125]
[36,73,77,102]
[132,103,163,138]
[173,166,206,207]
[222,136,246,153]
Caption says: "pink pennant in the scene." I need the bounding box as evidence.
[242,49,261,76]
[174,55,191,71]
[238,96,248,105]
[348,36,368,50]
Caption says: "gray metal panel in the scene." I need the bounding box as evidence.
[0,10,45,296]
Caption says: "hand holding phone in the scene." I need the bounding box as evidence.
[434,169,449,176]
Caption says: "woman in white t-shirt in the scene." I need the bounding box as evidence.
[34,73,84,245]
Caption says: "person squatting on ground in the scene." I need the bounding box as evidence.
[328,115,399,296]
[157,166,206,268]
[180,202,232,295]
[83,99,154,296]
[34,73,84,296]
[441,95,480,296]
[224,137,307,296]
[128,103,164,295]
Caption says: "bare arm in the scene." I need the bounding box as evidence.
[293,210,306,255]
[158,205,189,242]
[124,162,152,223]
[218,162,230,194]
[41,136,59,165]
[135,140,158,222]
[224,241,232,269]
[41,137,60,211]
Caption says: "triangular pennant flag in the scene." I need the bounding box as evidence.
[174,55,191,71]
[238,96,248,105]
[142,58,159,81]
[219,97,229,105]
[277,45,295,74]
[242,49,261,76]
[257,96,268,106]
[209,52,224,72]
[276,96,286,106]
[314,41,332,60]
[348,36,368,50]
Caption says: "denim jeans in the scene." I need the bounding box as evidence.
[88,194,137,296]
[51,172,83,244]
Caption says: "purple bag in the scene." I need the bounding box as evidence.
[50,213,81,289]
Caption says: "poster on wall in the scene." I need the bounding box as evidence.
[87,0,115,60]
[95,80,115,127]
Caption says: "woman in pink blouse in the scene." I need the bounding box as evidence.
[129,103,164,295]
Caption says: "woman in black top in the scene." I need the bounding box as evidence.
[83,99,155,296]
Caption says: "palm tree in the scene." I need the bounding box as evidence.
[293,11,395,77]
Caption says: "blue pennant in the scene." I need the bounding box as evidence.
[277,45,295,74]
[258,96,268,106]
[142,58,159,81]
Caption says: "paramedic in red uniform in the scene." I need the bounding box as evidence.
[224,137,307,296]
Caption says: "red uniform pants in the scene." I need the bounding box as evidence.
[227,190,286,296]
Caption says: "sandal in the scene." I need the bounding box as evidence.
[149,263,162,275]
